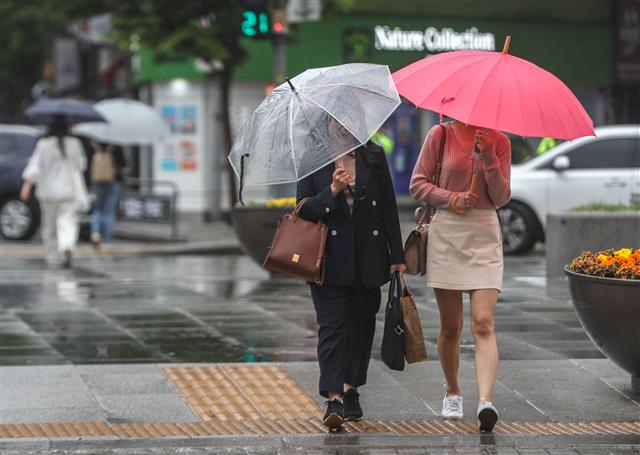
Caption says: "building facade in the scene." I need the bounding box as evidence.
[134,8,616,218]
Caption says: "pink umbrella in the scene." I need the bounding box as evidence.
[392,37,595,140]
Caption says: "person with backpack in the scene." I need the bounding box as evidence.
[20,119,87,268]
[89,141,126,248]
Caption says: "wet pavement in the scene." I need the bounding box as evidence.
[2,435,639,455]
[1,253,639,454]
[0,253,604,366]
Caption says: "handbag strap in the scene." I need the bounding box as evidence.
[292,197,310,217]
[399,274,414,297]
[387,270,402,302]
[433,123,447,188]
[313,222,328,284]
[418,123,447,224]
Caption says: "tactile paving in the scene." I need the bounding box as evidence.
[161,364,321,421]
[2,362,640,440]
[0,424,47,439]
[111,423,188,439]
[0,421,113,439]
[1,419,639,439]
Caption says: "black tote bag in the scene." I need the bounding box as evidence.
[381,271,406,371]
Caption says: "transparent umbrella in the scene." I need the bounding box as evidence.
[228,63,400,190]
[73,98,170,146]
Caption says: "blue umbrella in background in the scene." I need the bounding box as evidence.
[24,97,106,124]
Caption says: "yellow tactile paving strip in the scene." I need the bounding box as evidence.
[0,421,113,439]
[1,364,639,440]
[160,365,321,421]
[2,419,639,439]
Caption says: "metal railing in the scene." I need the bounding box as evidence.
[116,177,180,240]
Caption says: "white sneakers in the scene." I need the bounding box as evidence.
[441,394,464,420]
[477,401,499,432]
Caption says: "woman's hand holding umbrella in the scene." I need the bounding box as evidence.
[450,128,493,214]
[330,167,352,197]
[451,190,479,214]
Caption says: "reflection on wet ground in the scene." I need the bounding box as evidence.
[0,254,602,365]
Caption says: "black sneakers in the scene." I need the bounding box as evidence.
[322,399,343,429]
[342,388,363,421]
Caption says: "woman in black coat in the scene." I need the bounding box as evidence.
[296,117,406,429]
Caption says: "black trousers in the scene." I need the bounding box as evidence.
[310,274,382,398]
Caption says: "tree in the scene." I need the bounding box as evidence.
[104,0,246,211]
[0,0,82,122]
[2,0,354,209]
[1,0,246,210]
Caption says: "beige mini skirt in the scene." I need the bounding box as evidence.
[426,208,504,292]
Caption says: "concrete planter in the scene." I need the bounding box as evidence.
[564,267,640,393]
[231,206,290,266]
[546,212,640,279]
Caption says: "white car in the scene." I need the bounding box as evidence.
[499,124,640,254]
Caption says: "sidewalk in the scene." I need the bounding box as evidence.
[0,204,426,261]
[0,221,242,258]
[0,248,638,453]
[1,361,639,453]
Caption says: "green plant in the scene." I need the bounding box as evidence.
[570,203,640,212]
[570,248,640,280]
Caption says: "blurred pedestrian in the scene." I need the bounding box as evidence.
[410,120,511,432]
[297,115,405,430]
[20,118,87,268]
[88,140,126,249]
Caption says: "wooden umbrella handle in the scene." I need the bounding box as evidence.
[451,174,478,215]
[450,194,466,215]
[470,174,479,194]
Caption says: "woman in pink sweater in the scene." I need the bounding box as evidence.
[410,120,511,432]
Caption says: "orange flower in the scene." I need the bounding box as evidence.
[570,248,640,280]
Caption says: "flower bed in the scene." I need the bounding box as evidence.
[570,248,640,280]
[237,197,297,209]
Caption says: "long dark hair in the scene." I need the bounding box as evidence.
[47,116,69,157]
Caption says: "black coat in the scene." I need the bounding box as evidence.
[296,143,404,288]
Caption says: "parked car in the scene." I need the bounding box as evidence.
[499,124,640,254]
[0,125,42,240]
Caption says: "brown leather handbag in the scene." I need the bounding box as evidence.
[263,198,328,284]
[404,124,447,276]
[403,208,430,275]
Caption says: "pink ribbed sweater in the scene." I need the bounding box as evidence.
[410,123,512,209]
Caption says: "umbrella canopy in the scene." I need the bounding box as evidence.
[228,63,400,187]
[73,99,170,145]
[392,37,594,140]
[25,97,105,125]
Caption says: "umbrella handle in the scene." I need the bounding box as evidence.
[451,173,479,215]
[450,194,466,215]
[470,174,479,193]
